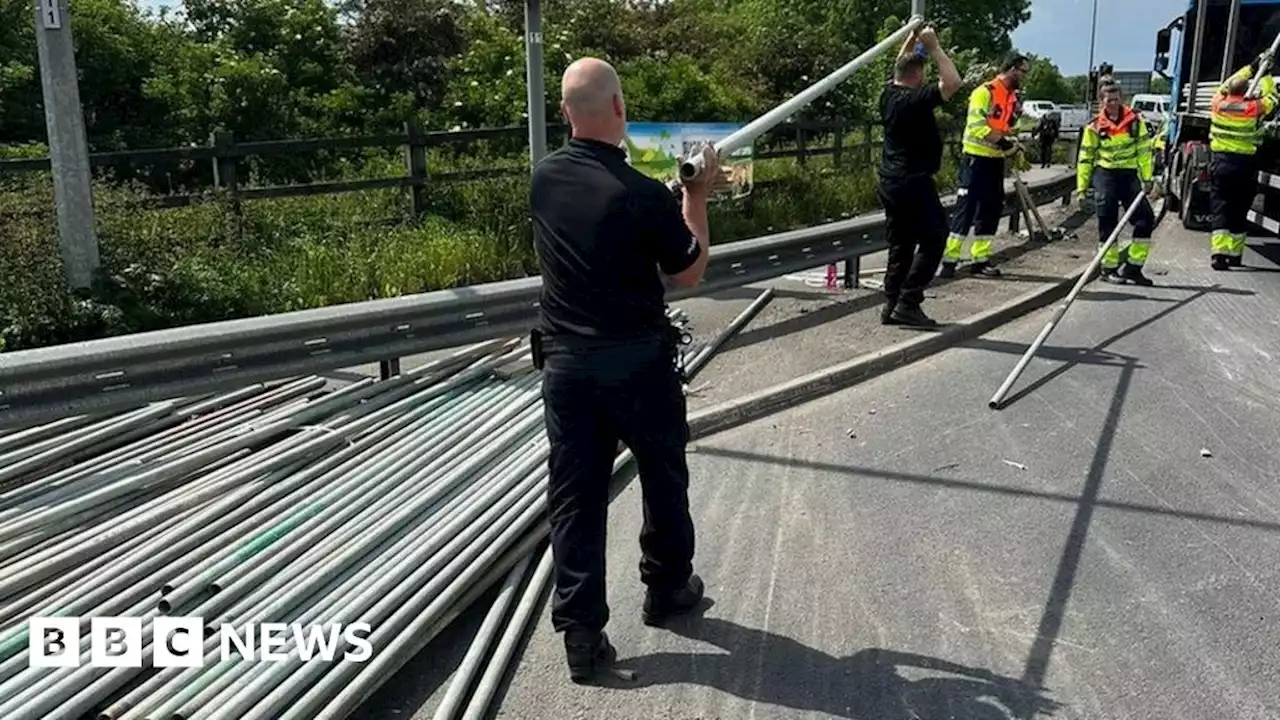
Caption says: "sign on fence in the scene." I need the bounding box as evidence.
[623,123,753,199]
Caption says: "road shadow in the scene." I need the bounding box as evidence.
[689,446,1280,534]
[618,617,1062,719]
[1018,359,1132,706]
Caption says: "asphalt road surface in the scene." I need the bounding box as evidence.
[482,205,1280,718]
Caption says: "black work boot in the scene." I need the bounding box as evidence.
[1228,255,1243,267]
[642,574,705,627]
[1099,267,1123,284]
[1122,263,1154,286]
[890,302,938,327]
[564,629,618,684]
[968,261,1003,277]
[1211,254,1230,271]
[880,301,899,325]
[938,262,957,279]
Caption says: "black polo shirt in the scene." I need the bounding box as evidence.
[530,138,701,347]
[878,81,944,181]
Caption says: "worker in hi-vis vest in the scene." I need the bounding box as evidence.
[1075,82,1156,286]
[1207,60,1279,270]
[940,54,1030,279]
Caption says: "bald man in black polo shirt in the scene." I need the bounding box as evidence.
[529,56,720,683]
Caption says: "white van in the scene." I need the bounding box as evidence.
[1131,93,1169,125]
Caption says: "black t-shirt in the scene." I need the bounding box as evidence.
[877,82,945,180]
[530,138,701,346]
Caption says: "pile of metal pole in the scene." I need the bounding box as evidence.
[0,308,723,720]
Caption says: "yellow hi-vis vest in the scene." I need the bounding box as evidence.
[1211,64,1279,156]
[1077,107,1153,193]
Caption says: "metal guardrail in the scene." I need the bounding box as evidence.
[0,169,1075,429]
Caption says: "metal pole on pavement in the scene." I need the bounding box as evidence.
[678,14,926,183]
[34,0,99,290]
[988,191,1148,410]
[524,0,548,168]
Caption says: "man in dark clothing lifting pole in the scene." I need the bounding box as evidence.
[529,57,719,684]
[875,25,962,326]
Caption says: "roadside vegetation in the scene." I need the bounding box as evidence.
[1,0,1083,351]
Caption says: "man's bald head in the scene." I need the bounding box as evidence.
[1228,77,1250,96]
[561,57,626,142]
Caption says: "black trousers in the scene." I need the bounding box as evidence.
[1093,168,1154,242]
[541,339,695,633]
[877,173,947,307]
[1039,134,1055,167]
[946,154,1006,263]
[1209,151,1257,237]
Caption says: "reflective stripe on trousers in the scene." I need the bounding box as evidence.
[945,233,994,262]
[1210,230,1247,257]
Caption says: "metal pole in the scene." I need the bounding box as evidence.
[1247,31,1280,98]
[1085,0,1098,106]
[678,14,926,182]
[988,190,1148,410]
[33,0,99,289]
[523,0,547,168]
[911,0,926,17]
[1222,0,1241,82]
[1187,0,1209,113]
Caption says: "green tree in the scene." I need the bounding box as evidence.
[1019,53,1074,103]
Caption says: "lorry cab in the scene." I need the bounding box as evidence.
[1154,0,1280,230]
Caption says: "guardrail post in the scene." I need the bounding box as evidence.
[380,358,401,380]
[211,129,242,238]
[404,120,428,220]
[843,256,858,289]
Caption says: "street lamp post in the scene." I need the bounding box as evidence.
[1085,0,1098,107]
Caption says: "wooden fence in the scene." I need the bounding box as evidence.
[0,119,972,218]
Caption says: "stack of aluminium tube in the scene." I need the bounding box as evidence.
[0,308,721,720]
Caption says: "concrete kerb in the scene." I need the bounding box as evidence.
[686,257,1099,441]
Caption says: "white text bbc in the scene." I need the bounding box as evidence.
[28,617,373,668]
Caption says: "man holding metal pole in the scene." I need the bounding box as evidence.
[940,54,1030,279]
[875,25,962,326]
[1075,82,1156,286]
[1207,57,1279,270]
[528,57,718,684]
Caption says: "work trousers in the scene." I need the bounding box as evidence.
[541,339,695,634]
[1039,134,1056,168]
[1092,168,1155,269]
[877,172,947,307]
[946,154,1006,264]
[1209,151,1257,258]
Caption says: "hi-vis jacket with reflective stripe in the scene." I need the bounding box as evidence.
[963,79,1024,159]
[1211,64,1279,156]
[1076,107,1153,193]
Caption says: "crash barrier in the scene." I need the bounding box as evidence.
[0,169,1075,429]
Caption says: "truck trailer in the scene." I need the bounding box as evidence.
[1155,0,1280,231]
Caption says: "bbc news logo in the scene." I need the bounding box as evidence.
[28,617,373,668]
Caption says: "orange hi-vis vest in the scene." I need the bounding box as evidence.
[1210,93,1265,155]
[984,80,1017,133]
[963,78,1020,158]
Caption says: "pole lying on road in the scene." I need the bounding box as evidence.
[987,190,1149,410]
[676,14,927,184]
